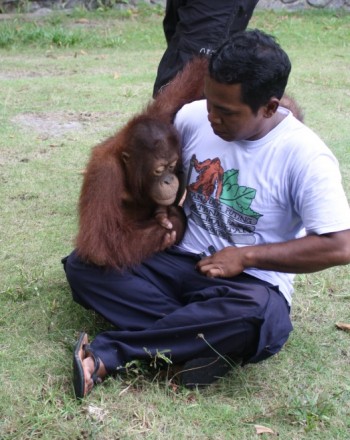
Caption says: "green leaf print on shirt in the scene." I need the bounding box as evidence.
[220,169,262,220]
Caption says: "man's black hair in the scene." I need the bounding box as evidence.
[209,29,291,114]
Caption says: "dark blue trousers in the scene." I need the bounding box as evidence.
[63,247,292,374]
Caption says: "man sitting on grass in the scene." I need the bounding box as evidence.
[63,29,350,399]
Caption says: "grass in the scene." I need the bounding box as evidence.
[1,5,350,439]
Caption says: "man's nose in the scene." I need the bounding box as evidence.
[207,109,222,125]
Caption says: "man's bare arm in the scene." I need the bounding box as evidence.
[197,229,350,278]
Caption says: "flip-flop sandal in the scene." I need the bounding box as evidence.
[73,332,101,399]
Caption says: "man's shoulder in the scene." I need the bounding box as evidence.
[277,109,327,150]
[177,99,207,119]
[174,99,208,133]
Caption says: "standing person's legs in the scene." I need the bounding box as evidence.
[153,0,260,96]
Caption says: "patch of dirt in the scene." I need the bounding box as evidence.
[0,71,43,80]
[0,56,116,80]
[0,67,73,80]
[12,110,120,138]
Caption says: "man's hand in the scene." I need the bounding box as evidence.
[196,247,245,278]
[196,229,350,278]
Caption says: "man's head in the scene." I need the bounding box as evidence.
[204,29,292,142]
[209,29,291,114]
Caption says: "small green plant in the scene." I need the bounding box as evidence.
[2,265,44,302]
[50,28,84,47]
[143,347,173,369]
[0,25,15,48]
[287,391,335,432]
[197,333,237,368]
[102,33,126,48]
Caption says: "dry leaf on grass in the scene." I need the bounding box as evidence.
[254,424,277,435]
[75,18,90,24]
[335,322,350,332]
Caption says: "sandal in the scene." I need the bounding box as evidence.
[73,332,102,399]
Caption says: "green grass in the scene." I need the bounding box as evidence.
[0,5,163,49]
[1,6,350,439]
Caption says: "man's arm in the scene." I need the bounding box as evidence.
[197,229,350,278]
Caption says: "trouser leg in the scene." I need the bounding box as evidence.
[153,0,259,96]
[63,250,184,330]
[88,307,259,374]
[63,249,292,374]
[89,281,291,373]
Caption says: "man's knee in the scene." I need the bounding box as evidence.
[62,252,91,309]
[246,287,292,364]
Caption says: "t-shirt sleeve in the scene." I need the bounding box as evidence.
[293,151,350,235]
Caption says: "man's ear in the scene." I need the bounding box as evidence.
[121,151,130,165]
[264,97,280,118]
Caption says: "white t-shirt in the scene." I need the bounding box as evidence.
[174,100,350,304]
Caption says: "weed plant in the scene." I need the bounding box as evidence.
[0,5,350,439]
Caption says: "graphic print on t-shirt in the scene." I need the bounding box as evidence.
[187,154,262,244]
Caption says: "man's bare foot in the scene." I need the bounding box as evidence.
[82,354,107,395]
[73,332,108,399]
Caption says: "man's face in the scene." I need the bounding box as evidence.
[204,76,269,142]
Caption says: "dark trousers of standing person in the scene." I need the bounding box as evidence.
[62,247,292,375]
[153,0,260,97]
